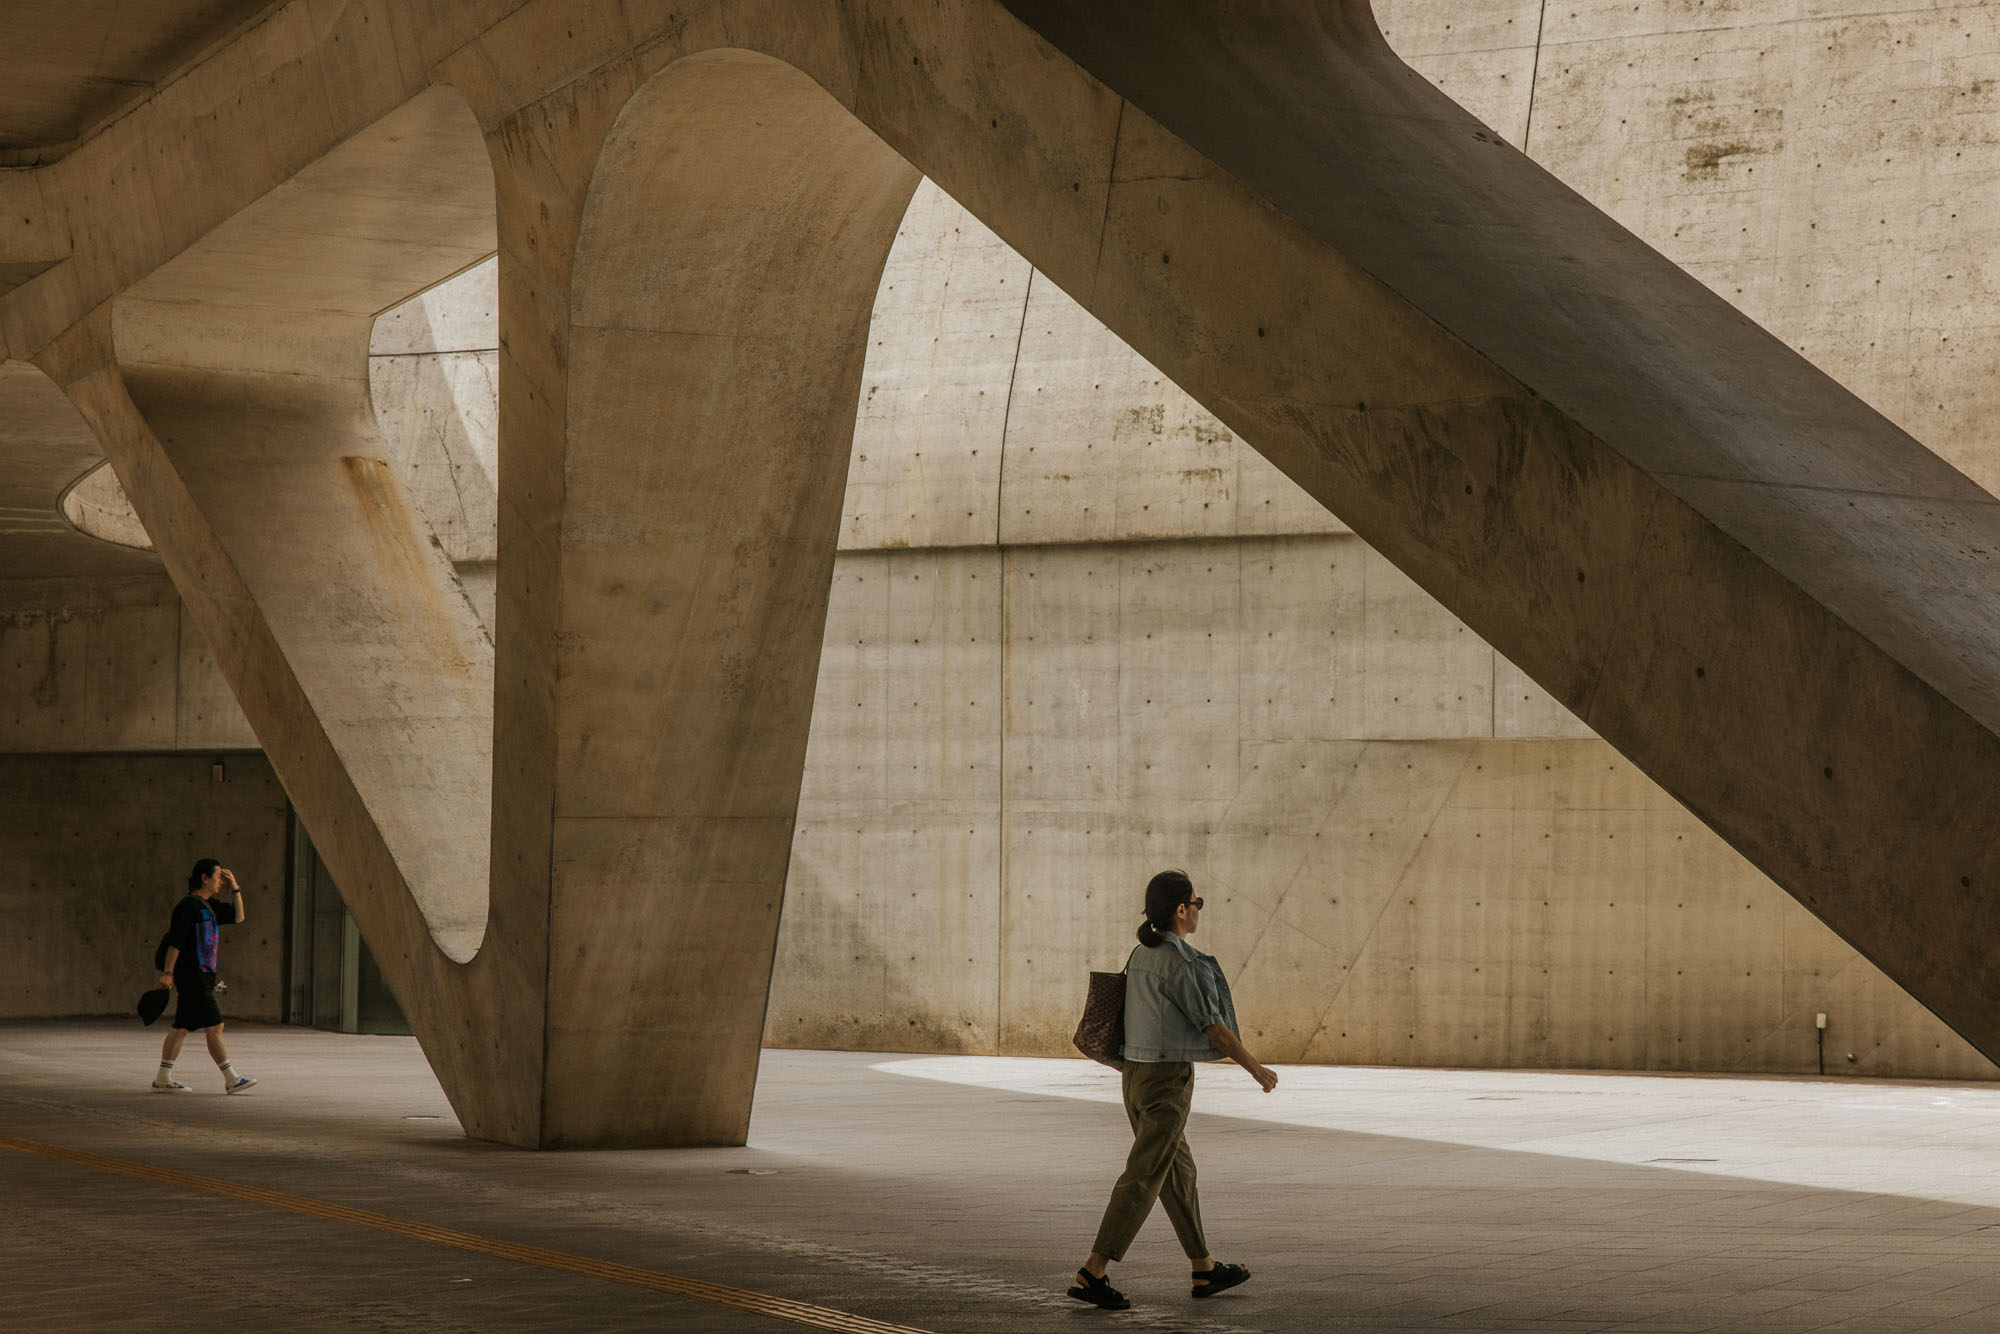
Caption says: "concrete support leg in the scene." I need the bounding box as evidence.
[47,56,917,1145]
[490,50,919,1145]
[38,89,541,1143]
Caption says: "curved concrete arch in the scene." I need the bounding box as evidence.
[57,458,152,551]
[0,359,160,578]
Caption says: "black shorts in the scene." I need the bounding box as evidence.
[171,973,224,1031]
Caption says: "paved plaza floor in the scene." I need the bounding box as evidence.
[6,1021,2000,1332]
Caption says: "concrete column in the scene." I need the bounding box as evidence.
[479,48,918,1145]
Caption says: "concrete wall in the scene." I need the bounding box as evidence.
[0,575,256,752]
[760,7,2000,1083]
[0,575,281,1021]
[0,751,288,1021]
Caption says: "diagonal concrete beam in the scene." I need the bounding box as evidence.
[970,0,2000,1052]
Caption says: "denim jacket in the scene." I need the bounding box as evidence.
[1121,932,1239,1063]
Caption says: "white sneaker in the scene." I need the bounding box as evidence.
[151,1079,190,1093]
[224,1073,257,1094]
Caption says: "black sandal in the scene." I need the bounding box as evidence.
[1068,1269,1132,1310]
[1191,1262,1251,1299]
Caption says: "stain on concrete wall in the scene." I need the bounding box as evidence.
[1377,0,2000,494]
[0,752,288,1021]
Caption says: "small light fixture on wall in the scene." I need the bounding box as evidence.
[211,759,226,784]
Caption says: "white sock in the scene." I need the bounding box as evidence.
[219,1061,237,1080]
[155,1061,174,1083]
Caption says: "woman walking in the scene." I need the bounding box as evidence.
[149,858,257,1094]
[1068,870,1278,1311]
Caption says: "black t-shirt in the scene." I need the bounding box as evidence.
[166,892,238,979]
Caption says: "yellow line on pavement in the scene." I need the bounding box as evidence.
[0,1133,934,1334]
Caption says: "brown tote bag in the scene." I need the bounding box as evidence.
[1072,970,1127,1071]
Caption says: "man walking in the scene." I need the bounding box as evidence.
[152,858,257,1094]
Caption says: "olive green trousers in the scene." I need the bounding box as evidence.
[1090,1060,1208,1262]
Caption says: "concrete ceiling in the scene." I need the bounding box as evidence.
[0,3,280,578]
[0,0,282,165]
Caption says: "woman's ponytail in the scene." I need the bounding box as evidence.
[1135,869,1195,947]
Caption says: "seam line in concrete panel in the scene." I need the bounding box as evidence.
[172,603,185,750]
[1301,748,1475,1054]
[1087,100,1126,300]
[1488,645,1498,741]
[1523,0,1549,156]
[993,270,1033,545]
[842,530,1348,560]
[997,546,1010,1051]
[991,272,1033,1049]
